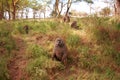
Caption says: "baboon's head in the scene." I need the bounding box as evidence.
[55,38,64,47]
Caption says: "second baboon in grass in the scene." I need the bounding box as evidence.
[71,21,79,29]
[63,15,70,23]
[24,25,29,34]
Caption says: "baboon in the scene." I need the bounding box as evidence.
[52,38,68,65]
[24,25,29,34]
[63,15,70,23]
[71,21,79,29]
[0,41,5,46]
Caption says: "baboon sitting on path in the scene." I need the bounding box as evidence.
[52,38,68,65]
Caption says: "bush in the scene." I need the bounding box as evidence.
[66,34,80,48]
[31,21,58,34]
[0,22,15,53]
[26,44,48,59]
[0,22,15,80]
[0,55,10,80]
[26,44,62,80]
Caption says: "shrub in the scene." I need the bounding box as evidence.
[26,44,48,59]
[0,22,15,80]
[0,55,10,80]
[66,34,80,48]
[0,22,15,53]
[26,44,63,80]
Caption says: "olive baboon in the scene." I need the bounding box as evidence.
[52,38,68,65]
[71,21,79,29]
[0,41,5,46]
[24,25,29,34]
[63,15,70,23]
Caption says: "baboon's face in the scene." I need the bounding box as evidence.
[73,21,77,24]
[55,38,64,47]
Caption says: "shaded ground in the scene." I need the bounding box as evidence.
[7,37,29,80]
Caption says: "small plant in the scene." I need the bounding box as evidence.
[0,22,15,80]
[26,44,48,59]
[77,46,89,57]
[26,44,63,79]
[105,68,115,80]
[66,34,80,48]
[0,55,10,80]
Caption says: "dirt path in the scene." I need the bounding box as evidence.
[7,37,29,80]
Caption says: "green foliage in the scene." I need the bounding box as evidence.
[114,52,120,66]
[116,22,120,30]
[0,22,15,80]
[31,21,58,34]
[66,34,80,48]
[0,18,120,80]
[77,46,89,57]
[105,68,115,79]
[100,7,111,16]
[0,55,10,80]
[16,26,25,34]
[26,44,62,80]
[0,22,15,53]
[26,44,48,58]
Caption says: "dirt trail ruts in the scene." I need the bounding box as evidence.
[7,37,29,80]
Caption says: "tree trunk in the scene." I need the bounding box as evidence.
[54,0,59,17]
[65,0,72,16]
[33,10,36,19]
[63,0,72,23]
[12,0,16,20]
[0,0,4,20]
[89,4,92,15]
[0,11,3,20]
[25,8,29,19]
[6,0,11,20]
[21,9,24,19]
[114,4,117,15]
[8,8,11,20]
[43,12,45,18]
[115,0,120,15]
[58,2,63,17]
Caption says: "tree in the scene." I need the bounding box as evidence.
[99,7,111,17]
[84,0,93,15]
[18,0,30,19]
[11,0,20,20]
[115,0,120,15]
[52,0,80,18]
[5,0,12,20]
[0,0,4,20]
[52,0,64,17]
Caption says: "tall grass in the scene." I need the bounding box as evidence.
[0,21,15,80]
[26,44,62,80]
[66,34,80,48]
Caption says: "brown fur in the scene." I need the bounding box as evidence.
[63,16,70,23]
[52,38,68,65]
[24,25,29,34]
[71,21,79,29]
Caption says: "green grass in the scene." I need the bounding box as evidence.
[0,21,15,80]
[0,55,10,80]
[24,17,120,80]
[66,34,80,48]
[26,44,63,80]
[0,17,120,80]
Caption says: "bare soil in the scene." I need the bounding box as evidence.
[7,37,29,80]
